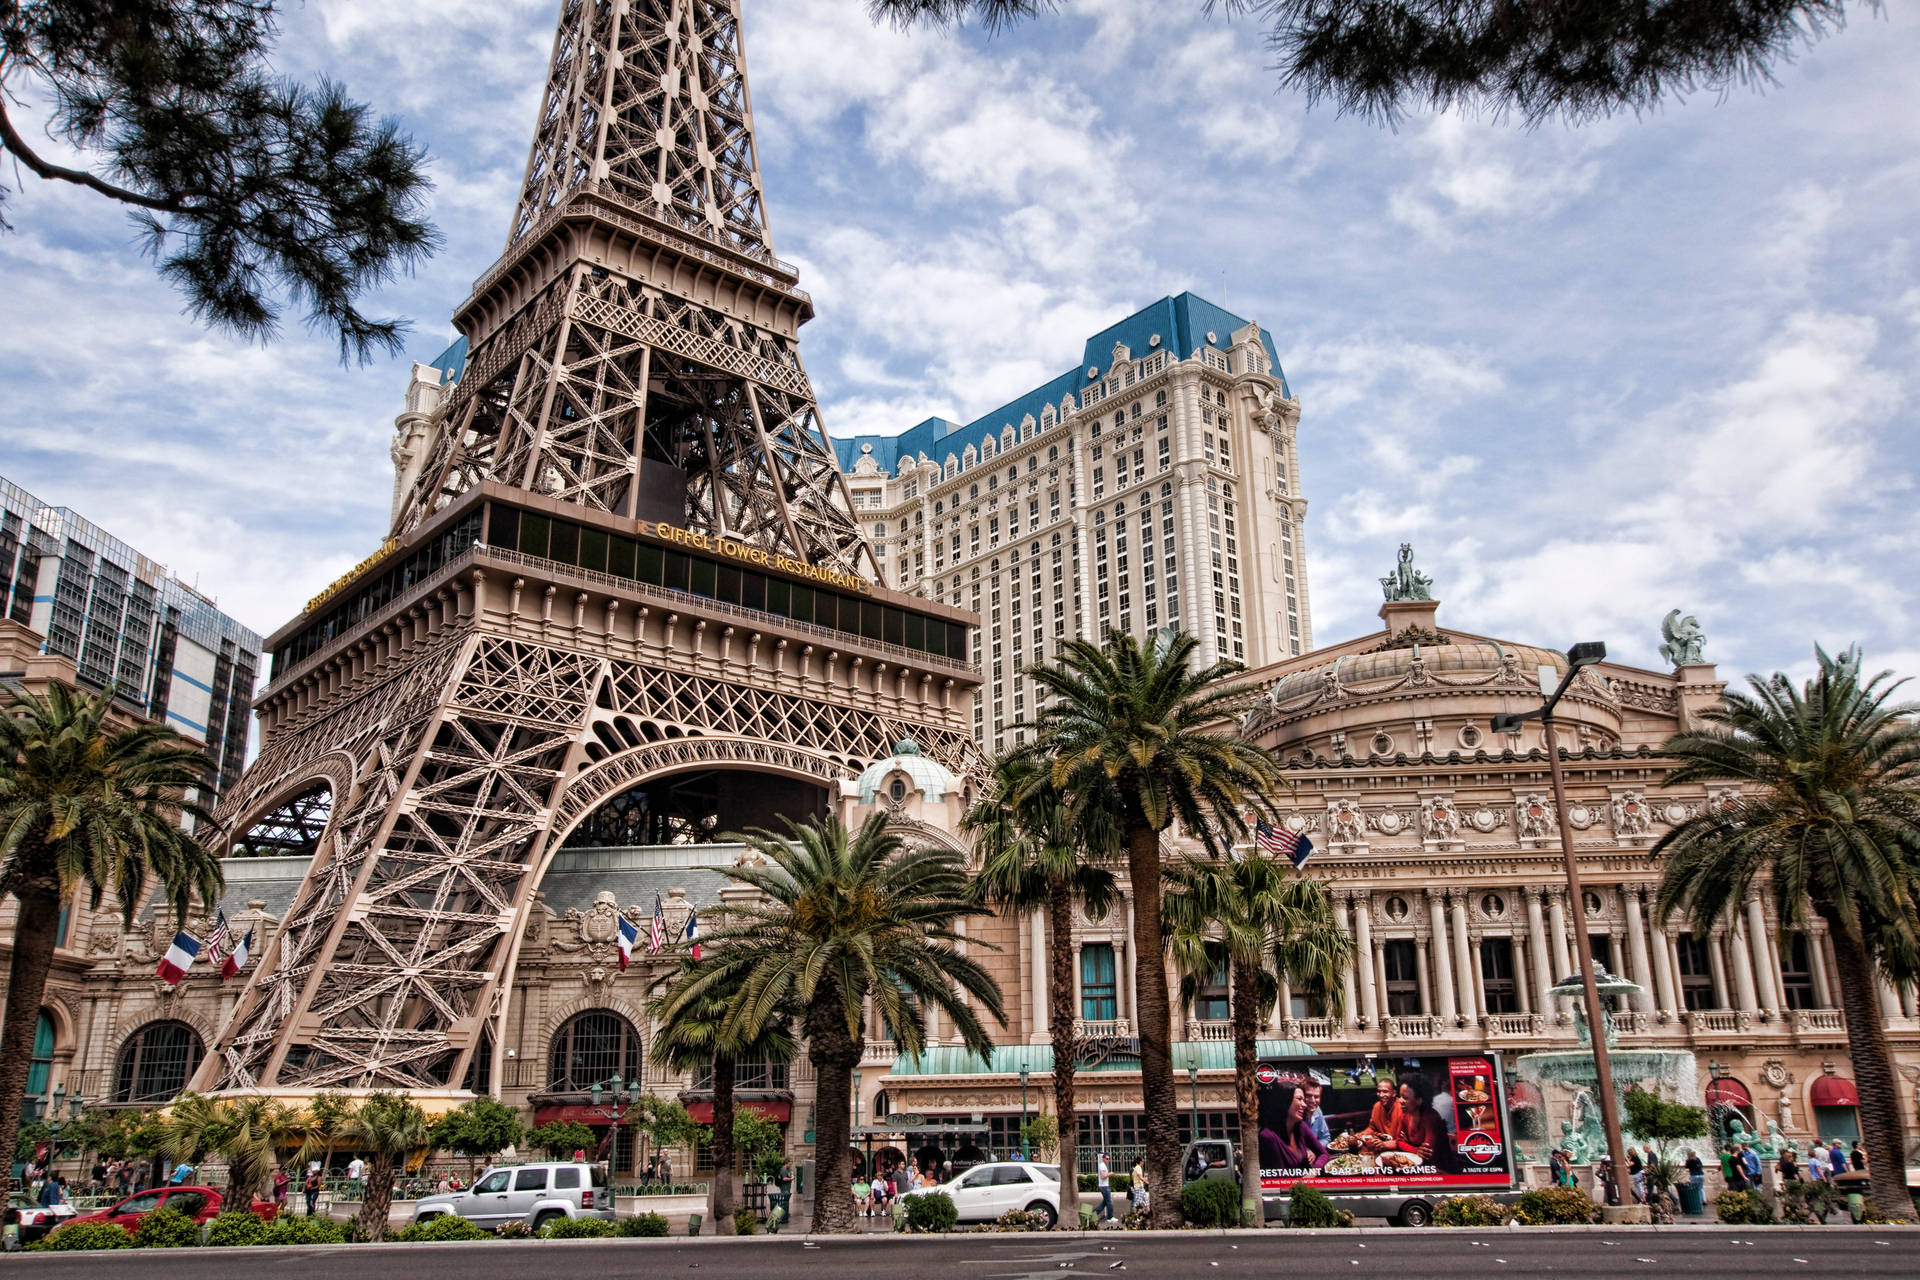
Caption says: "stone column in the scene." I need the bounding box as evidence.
[1728,922,1760,1012]
[1031,913,1048,1042]
[1707,931,1731,1009]
[1352,893,1380,1029]
[1623,890,1658,1016]
[1123,899,1137,1025]
[1413,938,1432,1020]
[1547,890,1573,987]
[1647,907,1679,1017]
[1745,895,1781,1014]
[1878,976,1903,1021]
[1525,888,1554,1014]
[1807,928,1833,1009]
[1450,892,1477,1024]
[1427,889,1457,1022]
[1333,893,1360,1028]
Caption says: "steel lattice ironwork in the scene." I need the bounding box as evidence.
[191,0,979,1096]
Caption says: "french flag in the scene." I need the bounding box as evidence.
[220,928,254,979]
[683,909,700,961]
[615,913,639,971]
[155,931,201,985]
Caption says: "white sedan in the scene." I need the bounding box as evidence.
[906,1161,1062,1226]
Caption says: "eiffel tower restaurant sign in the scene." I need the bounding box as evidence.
[192,0,980,1099]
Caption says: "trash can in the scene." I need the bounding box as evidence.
[1677,1181,1705,1216]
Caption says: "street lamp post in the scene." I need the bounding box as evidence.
[1187,1064,1201,1144]
[24,1085,86,1183]
[1019,1067,1030,1160]
[1492,641,1635,1217]
[586,1074,643,1175]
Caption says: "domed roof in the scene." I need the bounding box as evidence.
[855,738,958,805]
[1264,638,1573,711]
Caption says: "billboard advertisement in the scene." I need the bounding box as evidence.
[1255,1052,1515,1193]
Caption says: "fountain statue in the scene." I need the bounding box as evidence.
[1515,965,1703,1165]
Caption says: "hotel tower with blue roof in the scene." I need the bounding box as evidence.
[830,292,1311,754]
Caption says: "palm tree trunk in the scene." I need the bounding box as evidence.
[1125,822,1180,1228]
[805,987,862,1235]
[0,882,62,1185]
[711,1051,737,1232]
[360,1153,394,1241]
[1047,884,1080,1229]
[1822,915,1914,1221]
[1230,958,1263,1228]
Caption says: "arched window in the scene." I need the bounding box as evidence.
[547,1011,643,1091]
[27,1010,55,1105]
[116,1020,203,1103]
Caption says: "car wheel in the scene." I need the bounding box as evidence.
[1397,1201,1432,1228]
[532,1211,562,1231]
[1026,1201,1058,1229]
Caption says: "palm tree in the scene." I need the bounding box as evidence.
[0,685,220,1179]
[961,749,1117,1225]
[296,1089,356,1181]
[654,813,1005,1234]
[341,1091,428,1241]
[159,1092,302,1203]
[1651,647,1920,1221]
[1163,854,1352,1226]
[1025,629,1282,1226]
[649,965,796,1232]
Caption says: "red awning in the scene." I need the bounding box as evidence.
[1809,1077,1859,1107]
[685,1099,790,1124]
[533,1105,618,1126]
[1705,1078,1753,1109]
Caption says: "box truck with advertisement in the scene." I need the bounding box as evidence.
[1183,1051,1522,1226]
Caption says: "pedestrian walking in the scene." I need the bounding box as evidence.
[1724,1146,1749,1192]
[1777,1145,1800,1184]
[661,1152,673,1185]
[346,1154,365,1196]
[1097,1152,1114,1222]
[1627,1147,1645,1204]
[1850,1141,1867,1172]
[1684,1149,1704,1206]
[169,1159,195,1186]
[1596,1156,1618,1206]
[1548,1149,1567,1188]
[1827,1140,1848,1179]
[304,1167,322,1217]
[273,1165,290,1207]
[1740,1143,1763,1191]
[644,1156,658,1186]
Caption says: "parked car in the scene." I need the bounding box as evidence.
[905,1160,1061,1227]
[66,1185,277,1231]
[410,1162,613,1231]
[4,1192,77,1245]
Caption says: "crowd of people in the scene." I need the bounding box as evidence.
[1545,1133,1869,1214]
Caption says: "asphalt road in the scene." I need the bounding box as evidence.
[10,1228,1918,1279]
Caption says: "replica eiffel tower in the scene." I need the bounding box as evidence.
[192,0,980,1094]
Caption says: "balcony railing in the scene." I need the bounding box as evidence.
[1486,1013,1547,1037]
[1385,1015,1441,1039]
[1191,1020,1234,1041]
[1287,1017,1340,1041]
[863,1040,900,1065]
[1793,1009,1845,1034]
[1073,1018,1133,1039]
[1685,1009,1747,1033]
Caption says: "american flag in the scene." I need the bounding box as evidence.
[648,895,666,954]
[1255,817,1315,870]
[206,911,230,963]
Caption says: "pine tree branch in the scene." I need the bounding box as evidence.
[0,98,190,214]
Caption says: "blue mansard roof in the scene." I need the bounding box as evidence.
[831,292,1289,475]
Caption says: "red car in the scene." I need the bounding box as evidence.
[66,1185,278,1231]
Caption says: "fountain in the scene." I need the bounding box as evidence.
[1513,966,1703,1165]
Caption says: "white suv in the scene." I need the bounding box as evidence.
[908,1161,1061,1226]
[411,1162,613,1231]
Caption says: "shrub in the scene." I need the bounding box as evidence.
[1714,1189,1775,1225]
[133,1208,202,1248]
[496,1218,533,1239]
[30,1223,135,1251]
[539,1216,618,1239]
[1287,1184,1348,1229]
[1179,1177,1242,1228]
[1077,1173,1133,1192]
[207,1212,272,1246]
[1512,1187,1600,1226]
[1779,1180,1842,1225]
[394,1214,491,1241]
[994,1207,1052,1231]
[618,1212,670,1237]
[732,1206,759,1236]
[1120,1208,1152,1230]
[1433,1195,1513,1227]
[262,1215,347,1245]
[901,1191,959,1233]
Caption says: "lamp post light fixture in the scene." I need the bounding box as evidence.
[27,1084,86,1170]
[1019,1067,1030,1160]
[1492,640,1636,1215]
[1187,1063,1201,1141]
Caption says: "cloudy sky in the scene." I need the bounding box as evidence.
[4,0,1917,691]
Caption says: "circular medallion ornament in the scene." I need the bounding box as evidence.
[1663,803,1689,824]
[1761,1061,1788,1088]
[1374,812,1405,835]
[1567,804,1594,829]
[1284,815,1308,834]
[1470,808,1502,833]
